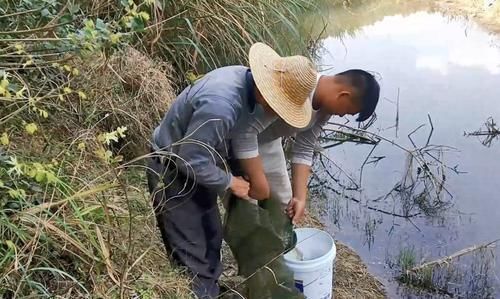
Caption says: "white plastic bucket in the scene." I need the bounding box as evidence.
[284,228,336,299]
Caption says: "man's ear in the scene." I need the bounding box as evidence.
[338,90,351,101]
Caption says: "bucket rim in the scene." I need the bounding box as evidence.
[284,227,336,265]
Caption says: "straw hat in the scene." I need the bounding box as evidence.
[249,42,316,128]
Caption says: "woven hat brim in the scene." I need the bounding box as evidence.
[249,43,312,129]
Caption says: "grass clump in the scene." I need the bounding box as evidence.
[70,47,175,159]
[140,0,317,80]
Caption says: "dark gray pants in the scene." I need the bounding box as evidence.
[146,157,223,299]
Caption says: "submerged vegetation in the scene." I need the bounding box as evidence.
[0,0,317,297]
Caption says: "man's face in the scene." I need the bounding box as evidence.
[262,103,278,116]
[322,82,362,117]
[255,86,278,116]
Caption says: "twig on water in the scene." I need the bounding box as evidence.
[317,117,457,219]
[318,152,359,190]
[359,143,378,187]
[325,121,448,199]
[396,88,400,138]
[312,177,421,219]
[465,117,500,147]
[425,114,434,147]
[409,239,500,274]
[408,124,426,148]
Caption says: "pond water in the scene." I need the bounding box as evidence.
[305,1,500,298]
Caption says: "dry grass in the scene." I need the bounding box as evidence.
[115,47,175,113]
[0,45,191,297]
[71,47,175,159]
[334,243,386,299]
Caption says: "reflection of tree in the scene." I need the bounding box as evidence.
[300,0,430,40]
[465,117,500,147]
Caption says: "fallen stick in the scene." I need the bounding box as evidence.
[408,238,500,273]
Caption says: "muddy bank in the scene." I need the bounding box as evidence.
[431,0,500,33]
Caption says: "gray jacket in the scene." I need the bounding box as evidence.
[152,66,257,194]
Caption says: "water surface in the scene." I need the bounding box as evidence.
[307,2,500,297]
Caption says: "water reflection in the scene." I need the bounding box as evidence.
[357,12,500,75]
[306,2,500,298]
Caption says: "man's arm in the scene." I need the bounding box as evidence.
[286,163,311,224]
[175,97,248,197]
[287,114,329,222]
[291,163,311,202]
[231,107,277,200]
[238,156,270,200]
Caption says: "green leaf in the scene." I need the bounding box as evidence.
[7,156,23,176]
[1,78,9,89]
[41,8,50,17]
[60,14,74,23]
[68,3,80,14]
[45,172,57,184]
[8,189,26,199]
[0,132,9,145]
[14,43,25,54]
[39,109,49,118]
[96,18,107,31]
[84,19,95,29]
[138,11,150,21]
[116,126,127,138]
[131,17,145,31]
[25,123,38,135]
[35,171,45,183]
[77,91,87,100]
[5,240,15,250]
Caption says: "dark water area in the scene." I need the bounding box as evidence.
[305,2,500,298]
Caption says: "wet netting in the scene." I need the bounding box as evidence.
[223,195,303,299]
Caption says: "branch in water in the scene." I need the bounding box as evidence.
[464,117,500,147]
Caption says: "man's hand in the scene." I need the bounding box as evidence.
[286,197,306,225]
[230,176,250,199]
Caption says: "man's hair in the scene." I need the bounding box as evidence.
[335,69,380,122]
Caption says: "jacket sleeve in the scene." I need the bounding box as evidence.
[290,115,329,166]
[231,106,277,159]
[175,97,237,195]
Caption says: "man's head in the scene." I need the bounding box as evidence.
[249,42,316,128]
[316,69,380,121]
